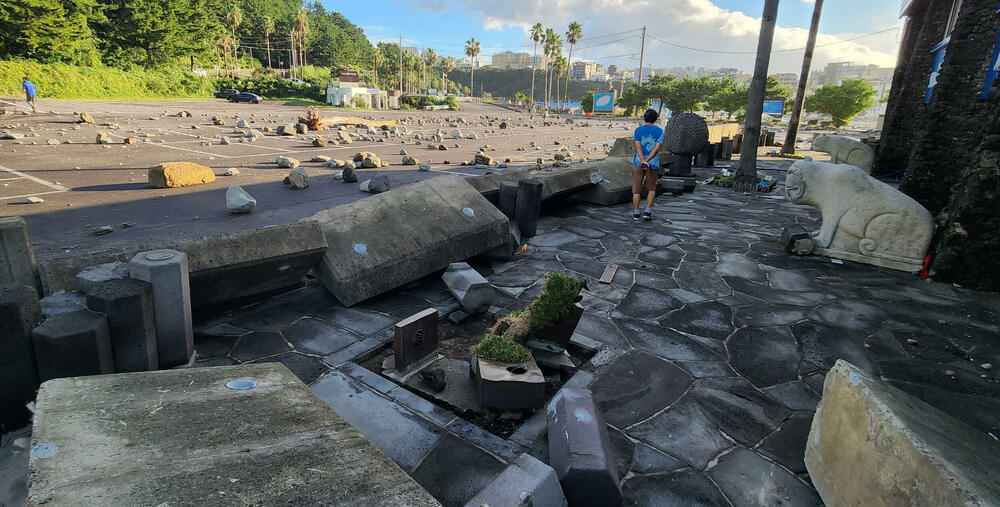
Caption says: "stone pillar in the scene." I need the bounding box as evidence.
[514,178,543,238]
[0,217,38,292]
[498,181,518,219]
[546,388,623,506]
[32,309,114,382]
[86,279,158,373]
[128,249,193,367]
[0,284,43,432]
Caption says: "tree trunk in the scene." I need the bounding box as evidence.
[266,37,271,68]
[470,65,474,98]
[530,42,538,112]
[563,45,573,109]
[736,0,780,190]
[781,0,822,155]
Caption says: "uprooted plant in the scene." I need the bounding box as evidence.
[487,272,585,344]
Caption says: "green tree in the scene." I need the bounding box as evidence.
[581,89,594,113]
[563,21,581,108]
[643,74,675,115]
[529,22,543,110]
[514,91,529,106]
[263,16,275,68]
[706,78,750,119]
[617,84,647,117]
[465,37,480,97]
[765,75,792,114]
[0,0,101,64]
[805,78,876,127]
[662,76,718,113]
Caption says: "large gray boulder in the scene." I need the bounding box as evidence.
[663,113,709,155]
[226,185,256,213]
[806,360,1000,507]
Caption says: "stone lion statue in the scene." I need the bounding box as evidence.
[785,160,934,272]
[812,134,874,174]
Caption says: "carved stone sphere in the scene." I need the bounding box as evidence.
[663,113,709,155]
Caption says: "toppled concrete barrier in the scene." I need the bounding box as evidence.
[37,221,327,309]
[312,176,507,306]
[466,166,596,203]
[805,360,1000,507]
[27,363,440,506]
[547,388,623,507]
[569,157,638,206]
[464,453,567,507]
[148,162,216,188]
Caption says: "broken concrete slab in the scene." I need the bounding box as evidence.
[75,262,129,294]
[0,284,43,432]
[547,388,624,507]
[466,166,597,203]
[311,176,507,306]
[567,157,638,206]
[464,453,567,507]
[442,262,493,313]
[31,309,113,381]
[805,360,1000,507]
[0,217,39,291]
[37,221,327,309]
[28,363,441,506]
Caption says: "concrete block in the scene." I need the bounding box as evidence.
[0,217,38,291]
[39,291,87,318]
[805,360,1000,507]
[128,249,193,367]
[0,284,42,432]
[311,176,507,306]
[28,363,440,506]
[473,355,545,410]
[75,262,128,293]
[482,221,522,261]
[659,177,686,196]
[466,167,597,203]
[780,224,815,256]
[32,309,113,381]
[546,388,623,507]
[442,262,494,314]
[36,221,327,309]
[498,180,518,219]
[514,179,543,238]
[85,278,158,373]
[570,157,661,206]
[464,453,567,507]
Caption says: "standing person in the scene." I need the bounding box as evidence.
[632,108,663,221]
[22,77,38,113]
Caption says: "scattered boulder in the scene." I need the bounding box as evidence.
[212,117,226,126]
[276,156,300,169]
[226,185,256,213]
[328,159,346,168]
[499,121,507,129]
[337,130,352,144]
[45,138,60,145]
[95,132,110,144]
[277,124,297,136]
[353,151,381,168]
[341,166,358,182]
[419,368,447,393]
[175,111,191,118]
[79,112,94,124]
[418,163,430,171]
[1,132,25,140]
[438,144,448,151]
[25,196,43,204]
[220,136,231,145]
[245,129,263,142]
[312,138,328,147]
[474,152,493,166]
[311,155,331,163]
[288,167,309,189]
[148,162,216,188]
[295,123,308,134]
[223,168,240,176]
[359,174,389,193]
[236,119,248,128]
[402,155,418,165]
[123,137,138,145]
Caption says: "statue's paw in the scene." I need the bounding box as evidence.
[809,230,820,238]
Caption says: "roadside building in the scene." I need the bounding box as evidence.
[570,61,597,80]
[874,0,1000,291]
[325,71,389,109]
[491,51,532,69]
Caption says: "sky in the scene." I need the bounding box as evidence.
[327,0,903,74]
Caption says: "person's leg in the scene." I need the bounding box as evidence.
[643,171,658,219]
[631,166,643,219]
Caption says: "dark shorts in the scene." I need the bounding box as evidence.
[632,165,659,194]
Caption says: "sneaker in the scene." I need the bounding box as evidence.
[632,211,640,221]
[643,211,653,221]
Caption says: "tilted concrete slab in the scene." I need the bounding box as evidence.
[27,363,440,506]
[466,166,598,202]
[570,157,643,206]
[312,175,508,307]
[37,221,326,308]
[806,360,1000,507]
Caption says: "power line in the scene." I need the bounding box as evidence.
[646,26,898,55]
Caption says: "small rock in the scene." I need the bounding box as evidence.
[312,138,328,147]
[295,123,308,134]
[25,196,43,204]
[419,368,448,393]
[45,138,60,145]
[288,167,309,189]
[402,155,418,165]
[95,132,109,144]
[418,163,430,171]
[226,185,256,213]
[342,166,358,183]
[277,124,297,136]
[328,159,346,168]
[276,156,300,169]
[220,136,231,145]
[360,174,390,193]
[94,226,113,235]
[311,155,331,163]
[79,112,94,124]
[982,363,993,370]
[224,168,240,176]
[124,137,138,145]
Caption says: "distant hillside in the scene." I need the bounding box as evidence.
[448,68,634,102]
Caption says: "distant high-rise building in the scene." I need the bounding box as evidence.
[775,73,799,89]
[607,65,618,76]
[402,46,420,56]
[570,61,597,80]
[491,51,533,69]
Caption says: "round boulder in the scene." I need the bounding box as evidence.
[663,113,709,155]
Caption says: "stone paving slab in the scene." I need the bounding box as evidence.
[28,363,440,506]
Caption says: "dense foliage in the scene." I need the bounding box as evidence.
[488,272,583,343]
[447,68,625,103]
[472,334,532,363]
[617,74,793,119]
[805,78,877,127]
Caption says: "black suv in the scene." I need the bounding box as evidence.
[213,88,239,99]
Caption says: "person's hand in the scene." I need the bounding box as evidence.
[640,162,650,169]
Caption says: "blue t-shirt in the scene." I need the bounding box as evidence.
[634,124,664,169]
[23,81,36,97]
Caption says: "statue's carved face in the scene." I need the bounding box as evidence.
[785,166,807,202]
[811,135,828,152]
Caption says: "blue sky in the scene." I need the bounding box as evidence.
[328,0,903,73]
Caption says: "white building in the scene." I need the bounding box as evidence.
[326,80,389,109]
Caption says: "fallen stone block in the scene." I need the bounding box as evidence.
[442,262,494,314]
[805,360,1000,507]
[289,167,310,189]
[467,166,597,203]
[482,221,522,261]
[312,175,507,306]
[342,166,358,183]
[39,291,87,318]
[514,178,543,238]
[0,284,42,432]
[0,217,38,290]
[464,453,567,507]
[569,157,648,206]
[148,162,216,188]
[277,156,300,169]
[473,355,545,410]
[226,185,256,213]
[128,249,192,368]
[32,309,113,381]
[27,363,440,506]
[85,278,158,373]
[360,175,390,193]
[75,262,129,293]
[547,388,623,507]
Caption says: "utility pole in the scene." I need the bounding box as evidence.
[398,36,403,93]
[289,30,296,80]
[374,52,379,89]
[637,26,646,84]
[782,0,822,155]
[736,0,780,190]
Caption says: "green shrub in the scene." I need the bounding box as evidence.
[0,60,215,99]
[489,272,583,343]
[472,334,532,363]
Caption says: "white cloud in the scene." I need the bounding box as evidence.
[427,0,899,72]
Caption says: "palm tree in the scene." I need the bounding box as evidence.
[292,11,309,78]
[217,35,234,77]
[554,56,567,109]
[736,0,779,189]
[530,23,544,111]
[782,0,823,155]
[424,48,437,93]
[546,31,562,112]
[563,22,582,108]
[443,56,455,94]
[543,28,556,111]
[465,38,481,97]
[263,17,274,69]
[225,7,242,74]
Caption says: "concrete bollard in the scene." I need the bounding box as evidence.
[546,388,623,507]
[0,284,43,432]
[441,262,494,314]
[86,279,158,373]
[498,180,518,219]
[75,262,129,294]
[32,309,114,382]
[514,178,543,238]
[128,249,193,367]
[0,217,39,291]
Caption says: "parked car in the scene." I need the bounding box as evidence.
[214,88,240,99]
[288,78,306,85]
[229,92,263,104]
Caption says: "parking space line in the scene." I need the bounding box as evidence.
[0,164,68,191]
[0,177,24,181]
[0,190,66,201]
